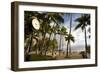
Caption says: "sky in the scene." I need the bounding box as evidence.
[56,13,90,52]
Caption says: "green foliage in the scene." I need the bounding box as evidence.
[49,39,58,50]
[27,54,55,61]
[75,14,90,31]
[60,26,67,35]
[65,34,75,43]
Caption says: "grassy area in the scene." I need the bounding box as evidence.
[25,54,56,61]
[25,51,88,61]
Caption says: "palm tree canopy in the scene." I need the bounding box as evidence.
[60,26,68,35]
[47,13,64,24]
[75,14,90,31]
[65,34,75,43]
[24,11,64,35]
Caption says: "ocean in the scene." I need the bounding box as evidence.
[61,45,85,52]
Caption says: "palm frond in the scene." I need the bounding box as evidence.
[74,23,82,30]
[70,36,75,42]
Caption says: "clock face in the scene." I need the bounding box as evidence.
[32,18,40,30]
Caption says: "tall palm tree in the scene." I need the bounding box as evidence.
[65,34,75,57]
[69,13,72,54]
[64,13,73,57]
[75,14,90,56]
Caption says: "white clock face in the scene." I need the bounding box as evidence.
[32,18,40,30]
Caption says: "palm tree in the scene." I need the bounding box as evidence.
[59,26,67,55]
[75,14,90,56]
[63,13,73,56]
[65,34,75,57]
[69,13,72,54]
[51,39,58,56]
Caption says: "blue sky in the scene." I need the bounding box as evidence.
[63,13,81,28]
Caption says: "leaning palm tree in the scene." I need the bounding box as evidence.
[65,34,75,57]
[75,14,90,57]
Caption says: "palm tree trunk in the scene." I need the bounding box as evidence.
[34,37,38,55]
[69,13,72,55]
[52,48,54,56]
[61,35,64,56]
[59,34,61,56]
[44,33,52,56]
[69,14,72,33]
[25,33,33,61]
[52,33,56,56]
[29,33,33,52]
[69,43,71,55]
[35,42,39,55]
[84,27,88,54]
[66,41,69,57]
[40,32,46,55]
